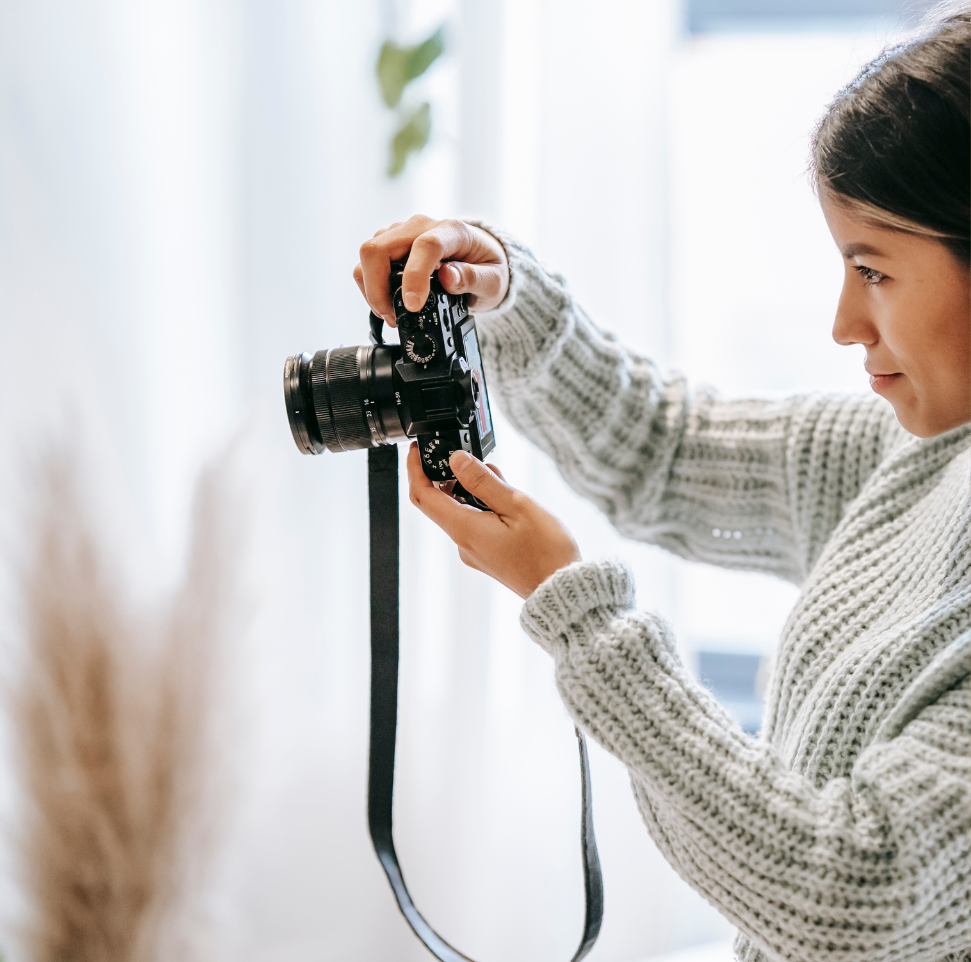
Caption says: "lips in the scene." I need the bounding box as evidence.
[868,372,903,393]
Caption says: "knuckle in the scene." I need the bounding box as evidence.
[409,489,422,508]
[508,490,528,512]
[413,232,444,258]
[460,462,485,486]
[482,267,501,294]
[359,237,381,259]
[407,214,434,234]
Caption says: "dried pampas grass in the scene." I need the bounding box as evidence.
[14,453,242,962]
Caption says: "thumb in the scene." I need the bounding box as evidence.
[449,451,517,513]
[439,262,505,308]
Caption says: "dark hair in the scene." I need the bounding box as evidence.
[812,0,970,263]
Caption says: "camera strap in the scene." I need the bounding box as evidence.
[367,444,603,961]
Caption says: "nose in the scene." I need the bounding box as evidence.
[832,271,877,347]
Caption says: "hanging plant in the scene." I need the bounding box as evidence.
[376,26,444,177]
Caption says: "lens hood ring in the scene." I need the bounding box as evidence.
[284,353,325,455]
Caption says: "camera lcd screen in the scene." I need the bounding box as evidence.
[461,324,495,450]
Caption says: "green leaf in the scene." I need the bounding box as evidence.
[388,102,431,177]
[376,27,444,108]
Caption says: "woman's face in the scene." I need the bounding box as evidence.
[820,190,970,438]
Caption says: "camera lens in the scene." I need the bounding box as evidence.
[284,345,405,455]
[284,353,324,454]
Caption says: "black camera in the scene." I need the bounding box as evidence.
[283,259,496,482]
[281,260,603,962]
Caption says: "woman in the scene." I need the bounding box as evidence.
[354,4,969,960]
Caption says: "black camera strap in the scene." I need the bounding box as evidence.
[367,444,604,961]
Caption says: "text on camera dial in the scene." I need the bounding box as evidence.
[404,332,438,365]
[421,436,453,479]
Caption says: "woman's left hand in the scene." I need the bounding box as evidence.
[407,443,581,599]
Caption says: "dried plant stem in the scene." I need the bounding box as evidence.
[15,456,237,962]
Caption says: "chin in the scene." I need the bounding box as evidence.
[893,404,971,439]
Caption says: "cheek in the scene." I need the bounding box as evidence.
[916,288,971,370]
[886,282,971,396]
[866,290,909,357]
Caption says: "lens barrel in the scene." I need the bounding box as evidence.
[284,345,404,455]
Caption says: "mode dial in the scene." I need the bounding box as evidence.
[420,436,454,480]
[404,332,438,365]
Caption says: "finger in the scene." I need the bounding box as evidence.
[438,262,505,310]
[358,237,397,322]
[360,215,447,324]
[449,451,519,514]
[353,262,366,300]
[402,219,476,312]
[439,479,470,505]
[359,217,434,322]
[486,463,506,481]
[407,443,482,539]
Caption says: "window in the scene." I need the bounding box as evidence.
[688,0,938,33]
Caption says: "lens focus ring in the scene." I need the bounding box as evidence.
[310,351,340,450]
[311,347,372,451]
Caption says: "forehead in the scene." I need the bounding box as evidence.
[820,192,883,246]
[819,192,913,261]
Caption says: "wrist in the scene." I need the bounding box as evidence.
[523,546,583,599]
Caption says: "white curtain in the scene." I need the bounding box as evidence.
[0,1,727,959]
[0,0,907,958]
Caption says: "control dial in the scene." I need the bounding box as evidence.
[404,331,438,365]
[420,436,454,480]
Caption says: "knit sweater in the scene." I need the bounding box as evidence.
[472,227,971,962]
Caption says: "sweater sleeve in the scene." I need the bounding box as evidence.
[472,225,899,583]
[520,561,971,962]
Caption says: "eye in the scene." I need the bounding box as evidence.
[854,265,886,287]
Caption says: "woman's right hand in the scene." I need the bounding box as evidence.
[353,215,509,326]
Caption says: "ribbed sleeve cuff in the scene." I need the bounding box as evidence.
[520,559,636,655]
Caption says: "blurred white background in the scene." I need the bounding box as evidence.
[0,1,930,960]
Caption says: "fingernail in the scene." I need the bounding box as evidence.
[446,264,462,288]
[403,291,420,311]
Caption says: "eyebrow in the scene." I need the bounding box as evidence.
[842,242,886,259]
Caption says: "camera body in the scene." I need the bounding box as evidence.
[284,259,495,481]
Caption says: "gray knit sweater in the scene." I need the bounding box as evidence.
[473,227,971,962]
